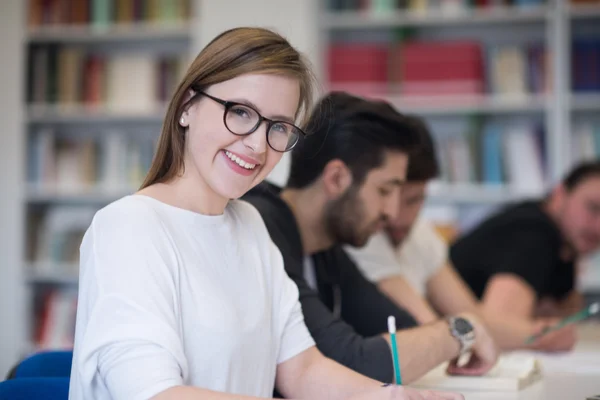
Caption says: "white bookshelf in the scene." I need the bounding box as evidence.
[9,0,322,364]
[18,0,196,360]
[321,0,600,204]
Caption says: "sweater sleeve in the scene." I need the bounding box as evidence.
[288,266,395,383]
[72,203,186,400]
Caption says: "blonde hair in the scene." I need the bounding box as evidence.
[140,27,316,189]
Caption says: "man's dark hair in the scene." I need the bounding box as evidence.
[286,92,421,189]
[563,160,600,191]
[404,115,440,182]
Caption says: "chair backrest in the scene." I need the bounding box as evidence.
[0,377,69,400]
[12,351,73,379]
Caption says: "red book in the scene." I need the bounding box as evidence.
[399,41,485,95]
[328,44,390,83]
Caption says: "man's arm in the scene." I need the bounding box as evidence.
[385,312,497,382]
[536,290,585,318]
[482,273,536,318]
[290,267,397,382]
[426,264,480,317]
[379,261,571,353]
[378,276,439,324]
[291,262,499,384]
[377,263,482,327]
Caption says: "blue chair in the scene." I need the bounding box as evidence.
[10,351,73,379]
[0,377,69,400]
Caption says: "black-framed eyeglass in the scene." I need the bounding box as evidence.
[192,90,306,153]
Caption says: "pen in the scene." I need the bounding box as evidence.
[388,315,402,385]
[525,302,600,344]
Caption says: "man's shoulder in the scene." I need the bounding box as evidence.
[243,182,288,225]
[478,200,557,237]
[243,182,305,271]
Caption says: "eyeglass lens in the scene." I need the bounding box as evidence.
[225,104,300,152]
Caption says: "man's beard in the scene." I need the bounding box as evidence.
[324,185,381,248]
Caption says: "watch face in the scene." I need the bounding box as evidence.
[454,317,473,335]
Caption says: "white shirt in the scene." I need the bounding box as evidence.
[345,217,447,295]
[69,195,314,400]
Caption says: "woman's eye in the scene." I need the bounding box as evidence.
[271,123,289,133]
[231,107,250,118]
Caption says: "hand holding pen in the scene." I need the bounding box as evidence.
[526,302,599,351]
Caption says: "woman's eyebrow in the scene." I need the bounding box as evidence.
[230,97,295,123]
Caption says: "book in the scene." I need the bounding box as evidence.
[27,0,190,27]
[27,44,188,108]
[412,354,543,392]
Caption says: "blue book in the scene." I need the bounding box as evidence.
[481,123,504,185]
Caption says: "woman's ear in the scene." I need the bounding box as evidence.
[321,159,353,199]
[181,89,196,110]
[179,89,197,127]
[186,88,196,101]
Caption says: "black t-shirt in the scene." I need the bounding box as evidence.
[450,201,575,301]
[242,182,417,383]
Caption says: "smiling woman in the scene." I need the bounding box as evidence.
[66,27,321,400]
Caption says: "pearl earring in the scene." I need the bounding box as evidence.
[180,116,185,125]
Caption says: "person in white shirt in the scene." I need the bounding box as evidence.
[68,27,463,400]
[348,216,447,300]
[346,115,577,353]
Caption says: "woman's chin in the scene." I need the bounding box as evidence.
[213,180,258,201]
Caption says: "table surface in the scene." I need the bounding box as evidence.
[417,323,600,400]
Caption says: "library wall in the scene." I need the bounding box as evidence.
[0,0,26,379]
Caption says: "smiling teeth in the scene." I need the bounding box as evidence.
[225,151,257,170]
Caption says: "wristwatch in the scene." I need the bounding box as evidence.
[447,316,476,355]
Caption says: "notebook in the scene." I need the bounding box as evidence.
[412,354,543,392]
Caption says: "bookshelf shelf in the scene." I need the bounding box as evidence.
[571,94,600,111]
[322,6,549,29]
[25,264,78,285]
[426,183,541,204]
[26,187,134,204]
[569,4,600,19]
[27,22,192,43]
[27,104,167,124]
[385,94,548,115]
